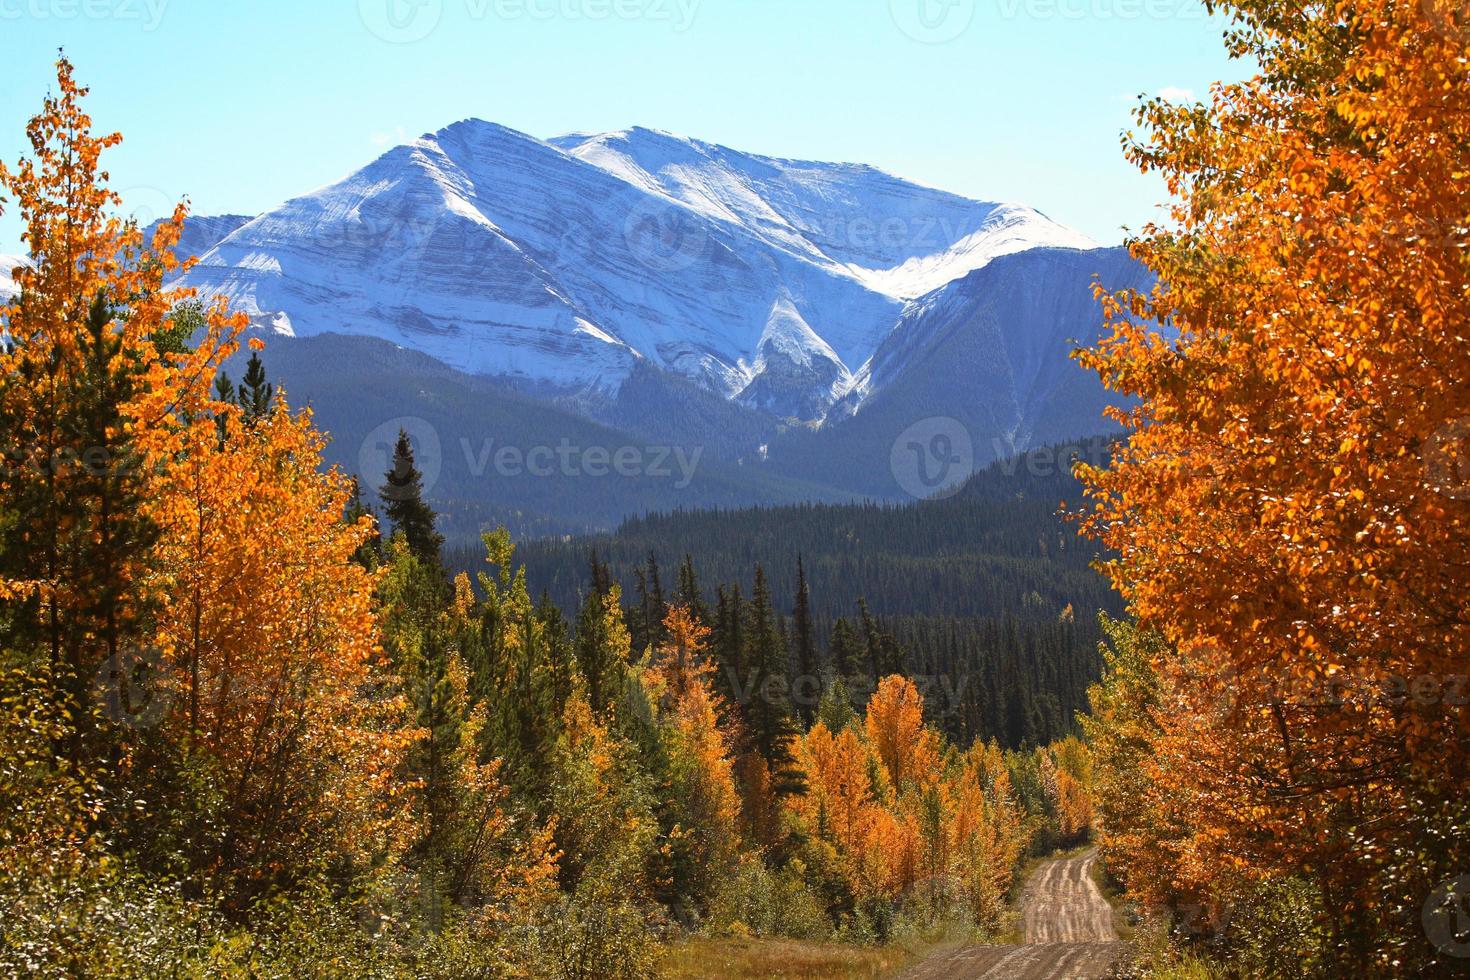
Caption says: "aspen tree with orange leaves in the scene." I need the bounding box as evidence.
[1075,0,1470,969]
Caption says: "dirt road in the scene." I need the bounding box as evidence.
[897,850,1125,979]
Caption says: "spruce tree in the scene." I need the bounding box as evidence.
[575,582,630,719]
[71,290,159,729]
[641,551,667,650]
[712,583,746,712]
[674,554,710,626]
[829,618,863,677]
[0,289,159,750]
[343,477,380,570]
[211,371,235,447]
[587,550,613,596]
[743,566,804,797]
[237,350,274,423]
[858,598,884,679]
[816,676,857,733]
[379,429,443,564]
[792,555,817,723]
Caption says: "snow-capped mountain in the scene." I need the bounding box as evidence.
[0,254,28,302]
[168,120,1098,420]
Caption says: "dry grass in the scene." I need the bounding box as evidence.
[660,936,918,979]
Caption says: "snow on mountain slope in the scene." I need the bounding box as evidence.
[765,246,1152,498]
[0,254,26,302]
[169,120,1104,419]
[552,127,1095,297]
[147,214,253,267]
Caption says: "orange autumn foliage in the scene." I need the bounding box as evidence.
[149,398,414,894]
[864,675,941,794]
[791,678,1026,924]
[644,605,743,896]
[0,57,242,711]
[0,57,414,906]
[1074,0,1470,966]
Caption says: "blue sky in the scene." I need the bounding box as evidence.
[0,0,1244,252]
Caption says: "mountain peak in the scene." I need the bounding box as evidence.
[165,121,1106,420]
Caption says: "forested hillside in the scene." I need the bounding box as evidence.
[486,437,1121,748]
[0,67,1098,977]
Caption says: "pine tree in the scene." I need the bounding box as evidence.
[575,582,632,719]
[712,584,746,712]
[674,554,710,626]
[236,349,273,423]
[343,477,380,570]
[857,599,884,679]
[634,551,667,655]
[743,566,804,798]
[379,429,443,564]
[791,556,817,724]
[829,618,863,678]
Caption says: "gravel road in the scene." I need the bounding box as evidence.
[897,850,1125,979]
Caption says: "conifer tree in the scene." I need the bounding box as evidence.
[674,554,710,626]
[575,582,632,719]
[712,584,745,711]
[631,551,667,656]
[816,676,857,733]
[379,429,443,565]
[343,476,380,570]
[857,599,884,679]
[743,566,804,799]
[236,349,273,423]
[792,556,817,724]
[828,618,863,678]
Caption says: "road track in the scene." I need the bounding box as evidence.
[897,850,1125,980]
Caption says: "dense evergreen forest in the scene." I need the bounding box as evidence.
[449,437,1123,748]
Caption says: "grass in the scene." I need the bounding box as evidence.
[1086,849,1138,941]
[660,936,919,979]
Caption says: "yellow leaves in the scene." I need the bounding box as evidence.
[1073,0,1470,945]
[864,675,939,793]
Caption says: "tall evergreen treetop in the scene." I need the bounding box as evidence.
[380,429,443,564]
[792,555,817,723]
[237,350,274,423]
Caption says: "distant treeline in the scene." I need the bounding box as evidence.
[449,436,1123,748]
